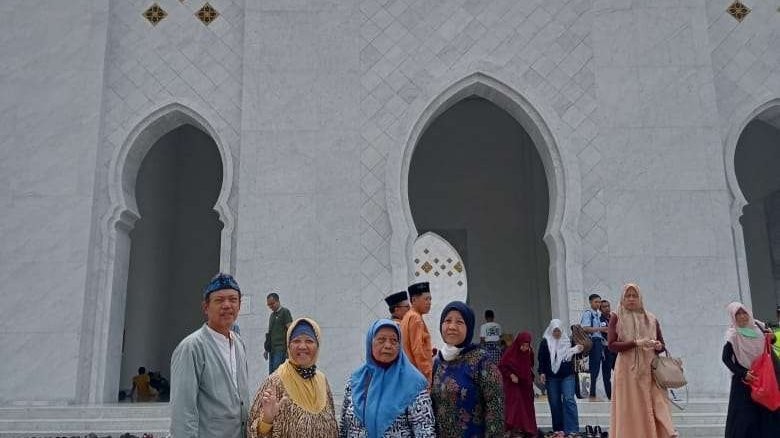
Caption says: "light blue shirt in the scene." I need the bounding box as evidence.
[580,309,603,339]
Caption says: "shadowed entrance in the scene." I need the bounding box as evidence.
[409,97,551,341]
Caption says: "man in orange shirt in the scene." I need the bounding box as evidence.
[400,282,433,384]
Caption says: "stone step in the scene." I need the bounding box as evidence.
[532,399,728,414]
[0,400,728,437]
[0,404,170,420]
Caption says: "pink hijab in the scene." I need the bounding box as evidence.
[725,302,765,369]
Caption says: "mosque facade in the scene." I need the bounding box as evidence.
[1,0,779,406]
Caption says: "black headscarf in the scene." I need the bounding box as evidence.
[440,301,476,348]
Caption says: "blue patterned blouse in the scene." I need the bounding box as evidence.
[430,346,504,438]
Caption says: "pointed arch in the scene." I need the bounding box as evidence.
[107,102,235,253]
[723,97,780,305]
[386,72,582,323]
[79,102,236,402]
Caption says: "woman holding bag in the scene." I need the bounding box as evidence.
[538,319,582,437]
[607,283,677,438]
[722,302,780,438]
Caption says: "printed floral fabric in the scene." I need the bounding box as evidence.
[431,346,504,437]
[339,378,435,437]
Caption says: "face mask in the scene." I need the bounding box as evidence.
[738,326,759,338]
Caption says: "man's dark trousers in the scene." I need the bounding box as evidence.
[589,338,603,397]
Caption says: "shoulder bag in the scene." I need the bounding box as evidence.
[651,349,687,389]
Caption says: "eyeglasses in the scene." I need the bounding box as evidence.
[373,337,400,347]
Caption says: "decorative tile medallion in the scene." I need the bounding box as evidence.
[143,3,167,26]
[727,1,751,22]
[413,232,468,351]
[196,2,220,25]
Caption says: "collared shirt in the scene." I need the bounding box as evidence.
[206,324,238,389]
[580,309,603,339]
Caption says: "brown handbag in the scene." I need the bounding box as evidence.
[651,350,687,389]
[570,324,593,356]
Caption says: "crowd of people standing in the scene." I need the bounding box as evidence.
[166,273,780,437]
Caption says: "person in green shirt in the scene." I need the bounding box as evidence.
[264,292,293,374]
[773,305,780,358]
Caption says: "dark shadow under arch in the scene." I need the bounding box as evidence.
[735,115,780,321]
[118,124,223,400]
[409,97,552,339]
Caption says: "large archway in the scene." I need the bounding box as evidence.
[77,103,237,403]
[387,74,580,329]
[118,124,223,399]
[409,97,551,339]
[734,105,780,322]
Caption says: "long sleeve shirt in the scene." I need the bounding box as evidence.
[170,324,250,438]
[537,338,574,378]
[401,310,433,384]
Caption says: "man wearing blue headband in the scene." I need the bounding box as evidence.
[170,273,250,438]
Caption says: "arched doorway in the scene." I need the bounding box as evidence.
[118,124,223,399]
[408,97,551,340]
[734,106,780,322]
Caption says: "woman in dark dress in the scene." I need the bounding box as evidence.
[722,302,780,438]
[499,331,538,437]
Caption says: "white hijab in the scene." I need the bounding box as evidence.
[543,319,575,373]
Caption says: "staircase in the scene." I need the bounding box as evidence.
[0,404,170,438]
[534,398,728,438]
[0,399,727,437]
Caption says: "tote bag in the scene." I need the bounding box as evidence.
[748,335,780,411]
[651,352,687,389]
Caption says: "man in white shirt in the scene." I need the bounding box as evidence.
[170,273,250,438]
[479,309,502,364]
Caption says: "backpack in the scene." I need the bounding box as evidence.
[570,324,593,356]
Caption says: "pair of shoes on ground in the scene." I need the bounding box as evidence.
[543,431,580,438]
[584,425,607,437]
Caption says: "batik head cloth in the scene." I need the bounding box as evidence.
[203,273,241,299]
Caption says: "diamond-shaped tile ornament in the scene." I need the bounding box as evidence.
[421,261,433,273]
[727,1,751,22]
[196,2,219,25]
[143,3,167,26]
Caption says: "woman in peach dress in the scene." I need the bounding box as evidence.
[607,283,678,438]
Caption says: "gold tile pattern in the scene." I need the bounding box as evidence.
[196,2,220,25]
[421,261,433,273]
[727,1,751,22]
[143,3,167,26]
[453,261,463,273]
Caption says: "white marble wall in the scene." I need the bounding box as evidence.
[1,0,778,404]
[234,1,364,394]
[0,1,109,404]
[77,0,246,403]
[593,0,740,395]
